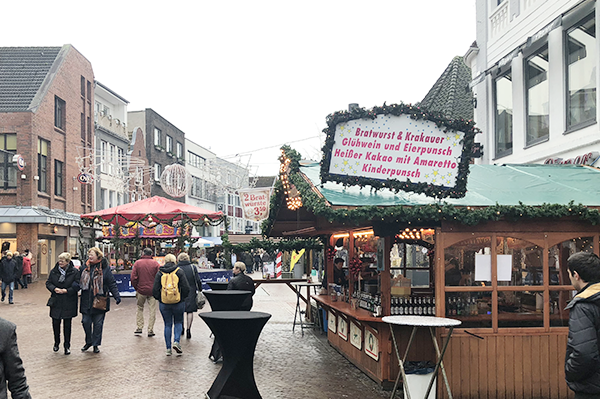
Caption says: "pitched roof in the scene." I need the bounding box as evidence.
[419,56,474,121]
[0,46,63,112]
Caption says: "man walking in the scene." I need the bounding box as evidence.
[1,252,17,304]
[565,252,600,398]
[0,317,31,398]
[131,248,160,337]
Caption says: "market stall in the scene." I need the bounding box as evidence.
[266,107,600,398]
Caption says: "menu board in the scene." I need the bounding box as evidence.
[350,321,362,350]
[338,315,348,341]
[365,328,379,361]
[328,311,337,333]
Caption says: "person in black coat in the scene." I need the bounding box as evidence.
[0,252,17,304]
[0,316,31,398]
[12,252,24,290]
[46,252,80,355]
[564,252,600,397]
[79,247,121,354]
[227,261,256,311]
[176,252,203,339]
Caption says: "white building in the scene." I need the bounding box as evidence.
[467,0,598,165]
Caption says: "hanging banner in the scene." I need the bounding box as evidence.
[102,223,189,238]
[290,249,305,271]
[238,188,271,221]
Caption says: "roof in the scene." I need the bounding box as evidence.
[253,176,277,188]
[0,206,80,226]
[419,56,474,120]
[0,46,63,112]
[300,163,600,207]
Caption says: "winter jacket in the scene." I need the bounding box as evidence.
[178,260,203,313]
[0,257,18,282]
[13,256,23,280]
[227,272,255,310]
[131,255,160,296]
[79,258,121,315]
[0,317,31,398]
[21,257,31,276]
[565,281,600,394]
[152,262,190,304]
[46,262,80,319]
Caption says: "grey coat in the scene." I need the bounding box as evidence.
[0,317,31,398]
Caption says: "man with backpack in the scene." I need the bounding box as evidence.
[152,254,190,356]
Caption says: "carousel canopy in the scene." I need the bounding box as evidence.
[81,196,223,225]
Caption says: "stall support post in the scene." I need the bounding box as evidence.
[382,236,392,316]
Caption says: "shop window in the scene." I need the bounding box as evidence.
[550,290,574,327]
[446,291,492,328]
[444,236,492,287]
[526,45,549,145]
[496,236,544,286]
[498,291,543,328]
[566,14,596,130]
[391,242,432,288]
[494,71,513,158]
[0,133,17,189]
[549,236,593,286]
[54,160,63,197]
[38,138,48,193]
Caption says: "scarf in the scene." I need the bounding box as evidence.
[80,260,104,295]
[58,266,66,283]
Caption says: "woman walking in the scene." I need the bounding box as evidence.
[21,250,32,288]
[79,247,121,354]
[176,252,203,339]
[153,254,189,356]
[46,252,80,355]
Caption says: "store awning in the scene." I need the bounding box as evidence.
[0,206,81,226]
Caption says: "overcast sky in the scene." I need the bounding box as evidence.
[4,0,476,177]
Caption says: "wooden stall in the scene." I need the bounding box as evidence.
[267,147,600,398]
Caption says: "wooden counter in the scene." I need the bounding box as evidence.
[312,295,434,389]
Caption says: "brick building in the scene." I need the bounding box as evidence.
[0,45,95,279]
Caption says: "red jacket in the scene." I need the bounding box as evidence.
[22,257,32,275]
[131,256,160,296]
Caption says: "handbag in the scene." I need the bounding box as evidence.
[196,291,206,309]
[92,295,107,311]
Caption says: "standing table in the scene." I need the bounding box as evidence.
[200,311,271,399]
[382,315,461,399]
[204,290,252,311]
[291,282,322,336]
[207,281,230,291]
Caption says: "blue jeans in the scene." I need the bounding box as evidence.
[1,281,14,303]
[82,312,106,346]
[159,301,184,349]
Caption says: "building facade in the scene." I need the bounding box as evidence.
[127,108,186,202]
[94,81,129,210]
[0,45,95,278]
[468,0,598,166]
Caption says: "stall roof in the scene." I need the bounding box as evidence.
[301,163,600,207]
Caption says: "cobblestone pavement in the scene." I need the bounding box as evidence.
[1,274,390,399]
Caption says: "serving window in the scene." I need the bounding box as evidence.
[442,232,598,331]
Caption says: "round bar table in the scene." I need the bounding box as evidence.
[381,315,461,399]
[207,281,229,291]
[204,290,252,311]
[200,311,271,399]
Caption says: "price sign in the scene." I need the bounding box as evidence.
[77,173,94,184]
[238,188,271,221]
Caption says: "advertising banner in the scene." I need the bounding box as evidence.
[238,188,271,221]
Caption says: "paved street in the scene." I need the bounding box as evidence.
[1,274,389,399]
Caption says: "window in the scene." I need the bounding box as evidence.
[526,46,549,145]
[109,144,115,176]
[0,134,17,189]
[566,15,596,129]
[494,71,513,158]
[117,148,124,173]
[54,96,65,130]
[109,190,115,208]
[154,163,161,181]
[81,76,85,96]
[54,160,63,196]
[38,139,49,192]
[176,142,183,158]
[100,188,106,209]
[166,135,173,153]
[191,176,202,197]
[100,141,107,173]
[188,151,205,168]
[154,127,162,147]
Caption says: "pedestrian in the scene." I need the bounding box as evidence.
[79,247,121,354]
[152,253,189,356]
[131,248,160,337]
[21,250,32,288]
[46,252,80,355]
[0,316,31,398]
[227,261,256,311]
[243,251,253,274]
[253,250,263,276]
[1,251,17,304]
[12,251,24,290]
[565,251,600,398]
[176,252,203,339]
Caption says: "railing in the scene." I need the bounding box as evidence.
[490,0,509,40]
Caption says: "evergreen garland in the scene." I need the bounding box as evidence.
[319,102,480,199]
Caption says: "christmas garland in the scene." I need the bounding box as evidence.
[262,147,600,235]
[320,102,480,199]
